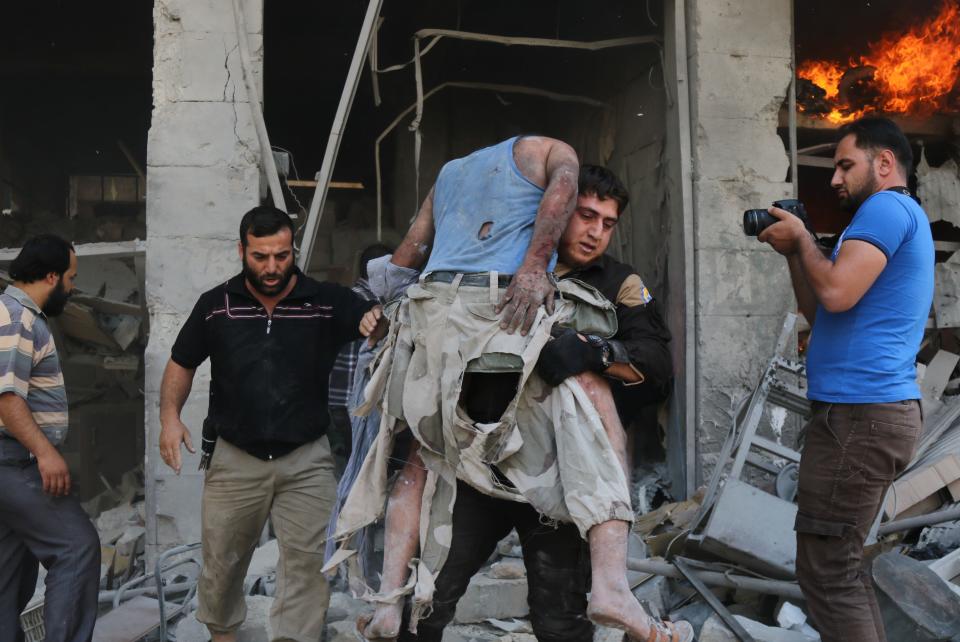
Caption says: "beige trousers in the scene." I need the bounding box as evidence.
[197,436,336,642]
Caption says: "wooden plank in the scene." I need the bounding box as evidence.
[70,295,143,317]
[781,109,956,137]
[797,154,834,168]
[286,179,365,189]
[56,303,119,349]
[921,350,960,401]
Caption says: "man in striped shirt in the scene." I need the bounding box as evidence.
[0,235,100,642]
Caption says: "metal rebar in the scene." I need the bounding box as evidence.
[674,558,757,641]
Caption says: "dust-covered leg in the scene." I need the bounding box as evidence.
[361,441,427,640]
[575,371,628,475]
[575,373,691,641]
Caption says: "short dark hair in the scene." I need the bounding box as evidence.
[837,116,914,176]
[9,234,75,284]
[578,165,630,215]
[358,243,393,280]
[239,206,295,248]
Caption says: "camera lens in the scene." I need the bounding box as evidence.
[743,209,777,236]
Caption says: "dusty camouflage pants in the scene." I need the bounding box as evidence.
[331,276,633,627]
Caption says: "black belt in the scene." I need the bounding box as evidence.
[424,271,513,288]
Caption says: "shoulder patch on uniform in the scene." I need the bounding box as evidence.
[617,274,653,307]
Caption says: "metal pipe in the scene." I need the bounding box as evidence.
[878,505,960,535]
[626,558,804,601]
[232,0,285,212]
[157,543,203,642]
[98,582,194,604]
[298,0,384,270]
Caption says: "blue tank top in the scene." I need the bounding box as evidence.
[424,136,556,275]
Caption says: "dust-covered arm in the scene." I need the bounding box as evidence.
[497,142,579,334]
[391,187,435,271]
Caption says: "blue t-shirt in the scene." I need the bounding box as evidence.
[424,136,557,275]
[806,191,933,403]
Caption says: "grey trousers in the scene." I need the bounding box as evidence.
[0,441,100,642]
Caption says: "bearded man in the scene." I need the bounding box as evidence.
[158,206,382,642]
[760,116,933,642]
[0,234,100,642]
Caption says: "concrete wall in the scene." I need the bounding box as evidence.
[145,0,264,559]
[685,0,797,482]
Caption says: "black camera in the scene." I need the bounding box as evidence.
[743,199,809,236]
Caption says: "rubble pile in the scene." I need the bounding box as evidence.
[616,313,960,641]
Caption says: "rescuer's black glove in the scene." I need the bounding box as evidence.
[537,327,610,386]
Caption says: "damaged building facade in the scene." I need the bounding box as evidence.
[5,0,960,597]
[137,0,798,555]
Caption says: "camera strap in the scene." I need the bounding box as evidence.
[886,186,921,204]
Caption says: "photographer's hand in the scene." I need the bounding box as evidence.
[758,206,808,255]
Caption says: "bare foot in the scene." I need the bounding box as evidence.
[587,588,693,642]
[587,582,654,639]
[357,603,403,641]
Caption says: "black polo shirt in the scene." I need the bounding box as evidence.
[171,269,375,460]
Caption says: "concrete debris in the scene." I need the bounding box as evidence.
[440,623,537,642]
[669,602,716,638]
[632,462,673,515]
[489,559,526,580]
[325,619,359,642]
[454,575,529,624]
[112,525,146,578]
[776,602,820,639]
[95,502,142,545]
[873,551,960,641]
[246,538,280,579]
[496,532,523,559]
[325,590,370,624]
[486,618,533,633]
[699,614,818,642]
[934,260,960,329]
[916,519,960,556]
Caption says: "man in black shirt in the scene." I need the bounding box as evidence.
[539,165,672,434]
[158,206,380,642]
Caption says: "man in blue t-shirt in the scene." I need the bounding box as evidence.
[760,116,933,642]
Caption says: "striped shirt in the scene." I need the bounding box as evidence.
[328,279,379,408]
[0,286,69,445]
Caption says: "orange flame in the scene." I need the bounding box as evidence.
[798,0,960,123]
[797,60,844,100]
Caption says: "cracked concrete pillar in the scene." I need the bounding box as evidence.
[685,0,797,480]
[145,0,264,559]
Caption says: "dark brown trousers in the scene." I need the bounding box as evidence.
[795,400,921,642]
